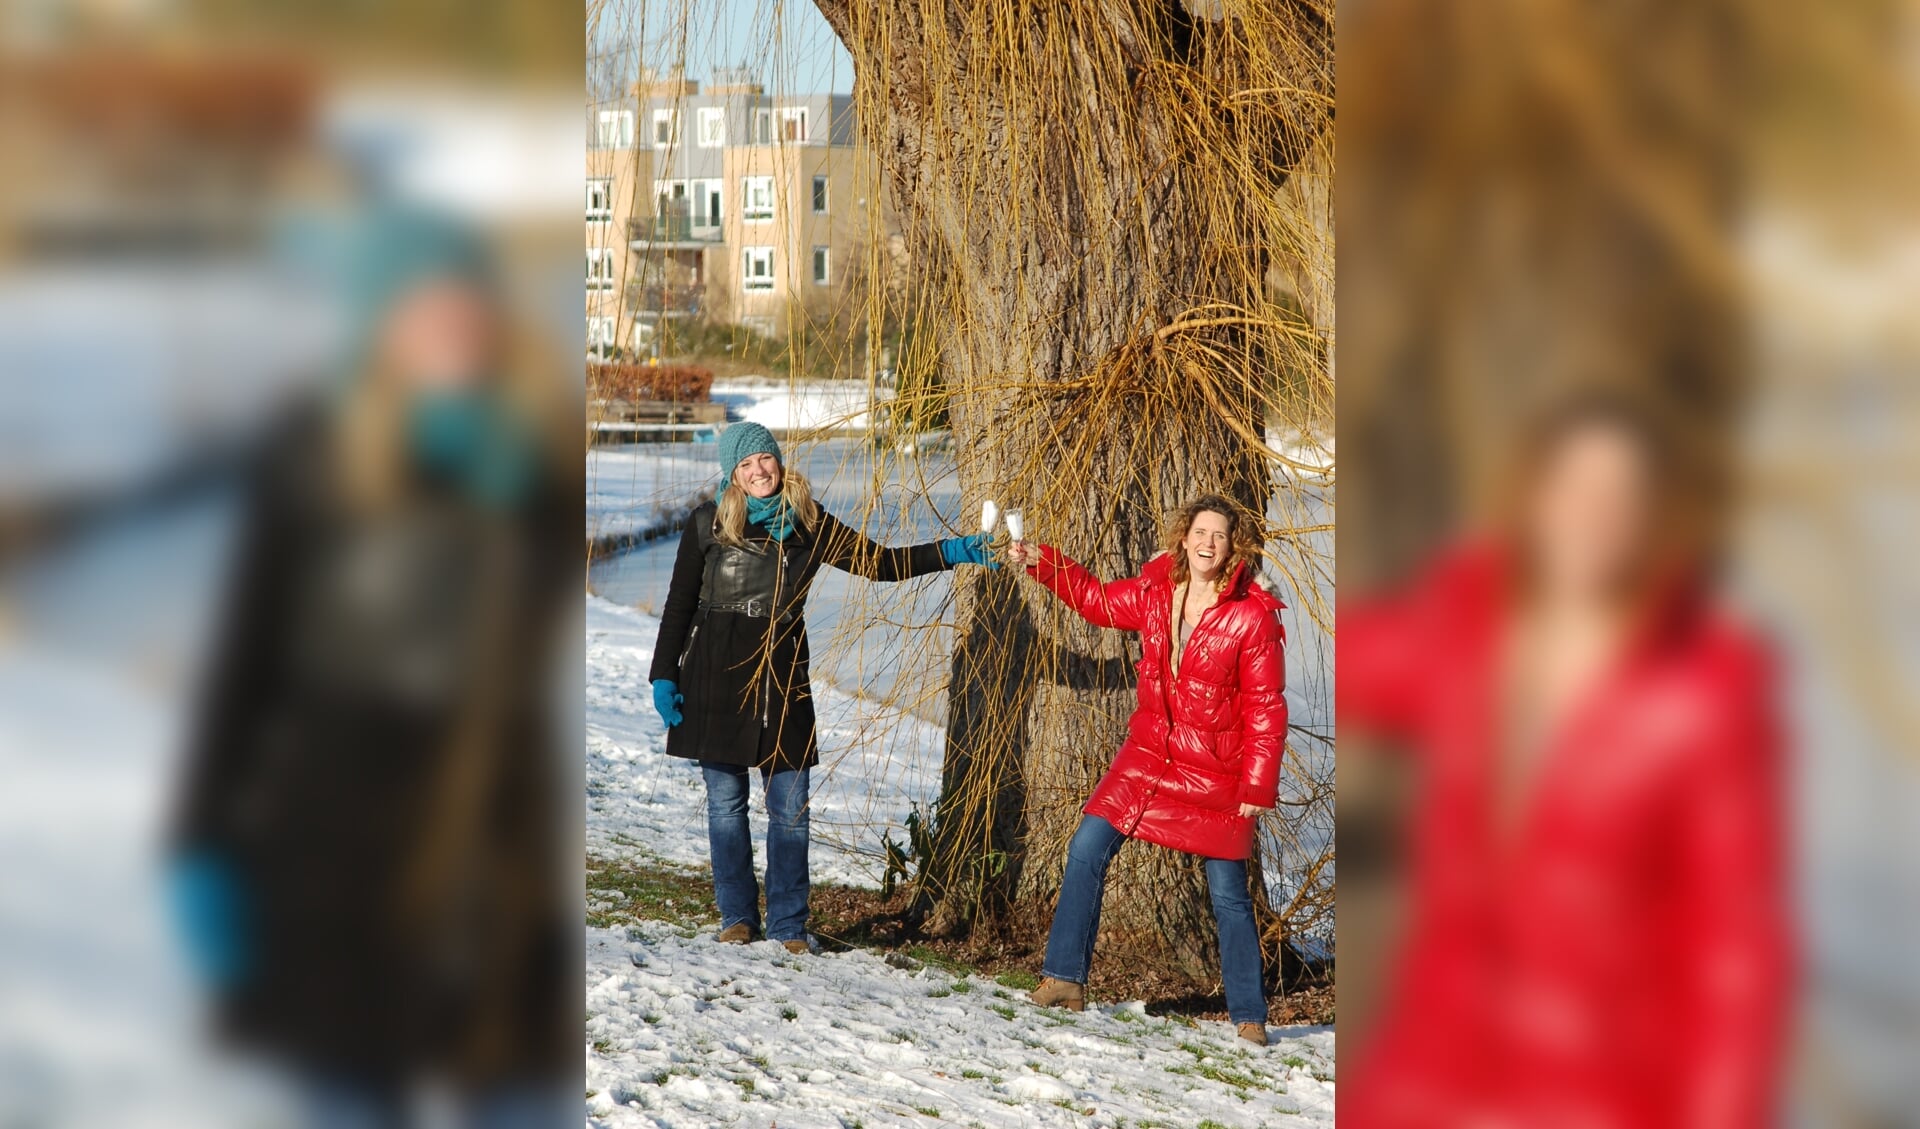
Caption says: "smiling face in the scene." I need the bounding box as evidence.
[1183,510,1233,585]
[733,452,783,499]
[1527,421,1653,605]
[379,279,498,393]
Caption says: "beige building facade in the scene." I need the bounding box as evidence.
[586,70,894,353]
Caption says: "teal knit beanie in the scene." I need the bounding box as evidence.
[718,422,782,480]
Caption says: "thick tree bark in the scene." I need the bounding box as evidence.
[816,0,1331,979]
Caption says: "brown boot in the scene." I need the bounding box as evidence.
[1029,977,1085,1012]
[716,922,757,944]
[782,939,811,955]
[1237,1022,1269,1046]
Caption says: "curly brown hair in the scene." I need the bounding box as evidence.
[1163,494,1265,590]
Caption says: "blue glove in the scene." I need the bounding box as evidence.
[939,532,1000,569]
[166,851,250,989]
[652,679,684,727]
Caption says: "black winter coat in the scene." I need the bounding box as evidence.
[649,500,950,771]
[172,404,577,1085]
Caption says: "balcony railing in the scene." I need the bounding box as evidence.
[628,217,724,244]
[627,284,706,317]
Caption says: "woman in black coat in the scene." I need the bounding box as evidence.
[649,422,993,952]
[169,209,579,1124]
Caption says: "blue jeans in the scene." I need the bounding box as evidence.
[700,763,810,941]
[1041,814,1267,1026]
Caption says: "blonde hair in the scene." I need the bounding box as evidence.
[714,465,821,548]
[1164,494,1264,592]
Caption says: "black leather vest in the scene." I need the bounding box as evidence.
[693,513,808,620]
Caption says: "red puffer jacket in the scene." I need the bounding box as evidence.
[1340,541,1792,1129]
[1025,546,1288,860]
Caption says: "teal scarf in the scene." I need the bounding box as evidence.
[405,389,537,508]
[745,492,797,541]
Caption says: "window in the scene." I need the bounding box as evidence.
[752,109,773,145]
[741,176,774,222]
[777,106,809,143]
[691,179,723,228]
[742,246,775,291]
[812,246,830,285]
[697,107,726,148]
[586,249,616,290]
[596,110,633,149]
[652,109,680,148]
[586,315,617,351]
[811,175,829,214]
[586,178,613,221]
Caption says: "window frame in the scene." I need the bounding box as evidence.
[741,246,776,292]
[586,248,617,290]
[741,176,775,223]
[586,178,613,222]
[812,245,831,286]
[696,107,726,148]
[811,174,829,214]
[776,106,809,143]
[596,110,634,149]
[652,108,680,149]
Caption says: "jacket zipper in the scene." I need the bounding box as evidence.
[678,623,700,668]
[1132,586,1231,834]
[762,540,787,729]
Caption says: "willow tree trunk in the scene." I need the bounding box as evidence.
[815,0,1332,979]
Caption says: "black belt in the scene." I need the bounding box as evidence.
[699,598,799,622]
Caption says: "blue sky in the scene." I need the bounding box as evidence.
[592,0,855,98]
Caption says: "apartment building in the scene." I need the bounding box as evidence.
[586,68,893,353]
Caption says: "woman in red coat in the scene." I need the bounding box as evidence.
[1005,495,1289,1044]
[1341,395,1792,1128]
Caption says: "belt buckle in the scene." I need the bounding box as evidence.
[745,597,767,617]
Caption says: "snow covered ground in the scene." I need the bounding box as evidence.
[585,923,1335,1129]
[711,377,897,435]
[587,445,719,547]
[583,594,1336,1127]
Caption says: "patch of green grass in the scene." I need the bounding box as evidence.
[585,855,716,929]
[780,1006,798,1021]
[902,944,973,974]
[1282,1054,1308,1069]
[1168,1061,1268,1091]
[591,1038,614,1054]
[734,1077,755,1093]
[961,1069,986,1080]
[914,1107,941,1118]
[949,979,974,994]
[993,969,1040,991]
[1198,1121,1232,1129]
[927,987,952,998]
[990,1003,1017,1020]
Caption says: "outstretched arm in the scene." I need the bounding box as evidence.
[1018,544,1152,632]
[813,509,950,581]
